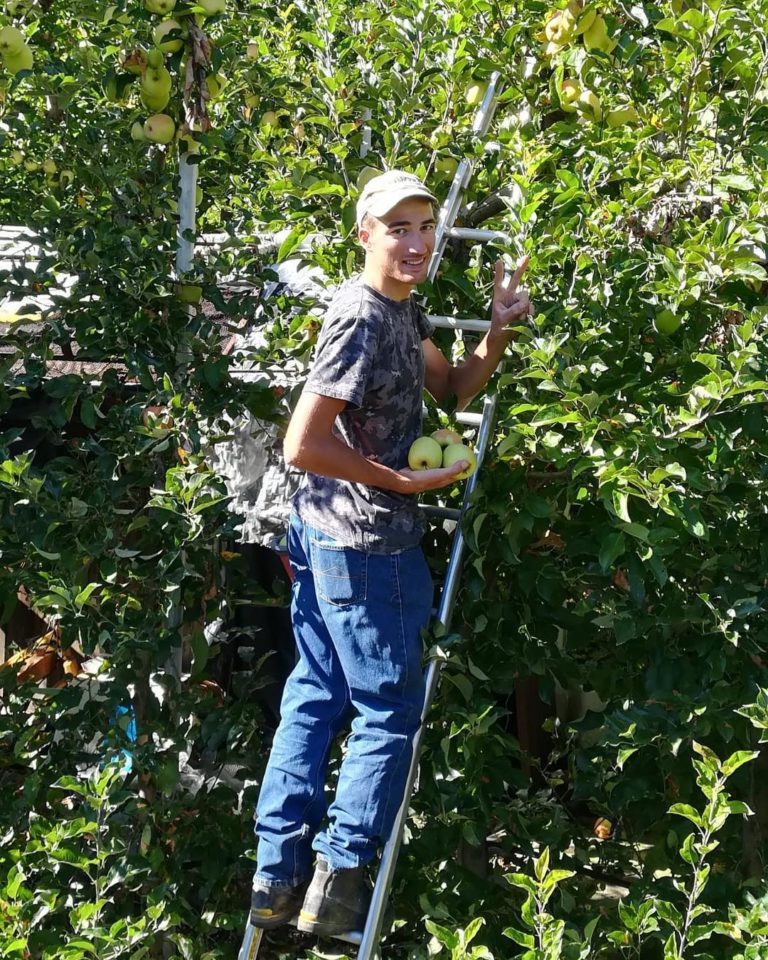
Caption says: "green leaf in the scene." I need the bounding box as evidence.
[506,873,537,894]
[534,846,550,881]
[503,927,535,948]
[721,750,758,778]
[599,532,626,573]
[669,803,703,828]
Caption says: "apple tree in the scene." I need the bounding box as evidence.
[1,0,767,957]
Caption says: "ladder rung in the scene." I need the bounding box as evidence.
[286,916,362,947]
[419,504,461,522]
[447,227,510,244]
[455,411,483,426]
[428,315,490,333]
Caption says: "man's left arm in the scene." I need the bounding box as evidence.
[424,256,532,406]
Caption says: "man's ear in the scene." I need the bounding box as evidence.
[358,227,371,250]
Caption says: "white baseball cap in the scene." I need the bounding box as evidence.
[356,170,437,228]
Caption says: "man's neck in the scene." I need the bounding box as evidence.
[362,267,414,302]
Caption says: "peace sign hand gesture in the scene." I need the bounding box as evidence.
[489,255,534,346]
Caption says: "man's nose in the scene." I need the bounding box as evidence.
[409,232,429,254]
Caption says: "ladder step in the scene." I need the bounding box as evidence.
[419,504,461,522]
[428,315,490,333]
[286,916,363,947]
[455,411,482,426]
[447,227,510,243]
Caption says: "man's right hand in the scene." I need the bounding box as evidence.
[395,461,471,494]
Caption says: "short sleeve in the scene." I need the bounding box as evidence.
[415,303,434,341]
[304,311,381,410]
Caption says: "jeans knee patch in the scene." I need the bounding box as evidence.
[309,537,367,606]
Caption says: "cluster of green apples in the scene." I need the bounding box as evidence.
[540,2,639,127]
[124,0,227,145]
[0,24,33,75]
[408,429,478,481]
[541,0,615,56]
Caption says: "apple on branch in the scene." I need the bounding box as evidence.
[3,43,33,75]
[465,81,487,106]
[0,26,26,56]
[197,0,227,15]
[144,0,177,14]
[144,113,176,143]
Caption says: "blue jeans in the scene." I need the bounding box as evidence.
[254,512,432,886]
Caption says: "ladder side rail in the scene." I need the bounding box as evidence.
[237,922,263,960]
[357,392,498,960]
[426,158,473,284]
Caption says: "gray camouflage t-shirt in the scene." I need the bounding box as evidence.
[292,276,434,553]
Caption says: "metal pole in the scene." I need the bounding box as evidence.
[357,392,498,960]
[175,144,199,276]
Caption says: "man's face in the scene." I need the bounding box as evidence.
[359,197,436,293]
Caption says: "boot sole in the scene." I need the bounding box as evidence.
[250,908,298,930]
[297,910,364,939]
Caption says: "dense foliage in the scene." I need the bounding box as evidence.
[1,0,767,958]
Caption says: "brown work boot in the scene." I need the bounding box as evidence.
[297,859,370,938]
[250,877,306,929]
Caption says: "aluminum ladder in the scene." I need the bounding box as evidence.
[239,71,507,960]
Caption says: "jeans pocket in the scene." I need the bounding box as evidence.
[309,537,367,606]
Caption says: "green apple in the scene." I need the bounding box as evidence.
[442,442,477,479]
[23,158,38,172]
[174,282,203,304]
[146,48,164,69]
[465,81,487,106]
[244,91,259,109]
[435,156,458,179]
[607,104,639,127]
[559,78,581,112]
[259,109,278,129]
[577,88,602,121]
[431,428,462,448]
[4,43,33,75]
[0,26,25,56]
[654,309,681,336]
[246,41,259,59]
[59,169,75,186]
[144,0,177,13]
[144,113,176,143]
[10,148,24,165]
[583,15,615,54]
[198,0,226,14]
[408,436,443,471]
[42,157,56,176]
[141,85,170,112]
[142,65,172,94]
[131,120,147,141]
[544,8,576,45]
[153,19,184,52]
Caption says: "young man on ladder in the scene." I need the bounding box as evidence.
[250,169,532,938]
